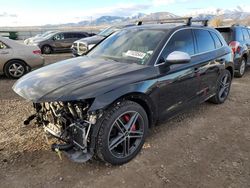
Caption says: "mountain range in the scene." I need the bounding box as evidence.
[45,9,250,27]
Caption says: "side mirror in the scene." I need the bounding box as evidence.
[166,51,191,64]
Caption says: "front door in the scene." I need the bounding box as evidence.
[156,29,202,119]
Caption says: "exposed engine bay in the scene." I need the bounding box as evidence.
[25,100,100,162]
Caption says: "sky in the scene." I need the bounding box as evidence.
[1,0,250,26]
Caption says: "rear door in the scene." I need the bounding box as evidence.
[193,29,225,100]
[242,28,250,62]
[0,41,13,68]
[63,33,79,49]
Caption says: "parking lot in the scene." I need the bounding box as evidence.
[0,53,250,188]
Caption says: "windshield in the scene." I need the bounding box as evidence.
[98,26,119,37]
[89,29,166,65]
[40,31,55,38]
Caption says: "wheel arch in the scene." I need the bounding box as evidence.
[226,65,234,78]
[41,44,53,53]
[116,92,157,128]
[91,92,158,128]
[242,53,248,62]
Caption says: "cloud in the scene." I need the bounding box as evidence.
[0,12,18,17]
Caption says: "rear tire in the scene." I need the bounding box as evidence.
[41,45,52,54]
[4,60,27,79]
[96,100,148,165]
[235,58,246,78]
[208,69,232,104]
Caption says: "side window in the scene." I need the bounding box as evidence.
[53,33,65,40]
[194,29,215,53]
[236,28,244,41]
[210,32,223,48]
[77,33,87,38]
[160,29,195,61]
[64,33,73,39]
[0,41,8,49]
[242,28,250,40]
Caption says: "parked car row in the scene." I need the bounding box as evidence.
[13,18,236,165]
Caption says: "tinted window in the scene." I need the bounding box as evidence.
[236,28,244,41]
[215,27,233,43]
[194,29,215,53]
[160,29,195,60]
[64,33,73,39]
[210,32,223,48]
[75,33,87,38]
[242,28,250,40]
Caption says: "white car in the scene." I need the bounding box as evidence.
[0,36,45,78]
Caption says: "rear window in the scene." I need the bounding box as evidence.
[242,28,250,40]
[215,27,233,43]
[194,29,215,53]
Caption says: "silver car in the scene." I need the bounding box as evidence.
[0,36,45,78]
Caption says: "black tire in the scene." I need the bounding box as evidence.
[41,45,52,54]
[4,60,27,79]
[208,69,232,104]
[96,100,148,165]
[235,58,247,78]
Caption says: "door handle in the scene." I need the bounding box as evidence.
[0,51,9,54]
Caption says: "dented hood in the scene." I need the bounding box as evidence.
[13,56,154,102]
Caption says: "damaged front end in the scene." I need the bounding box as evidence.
[26,100,101,163]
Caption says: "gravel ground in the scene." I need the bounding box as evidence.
[0,54,250,188]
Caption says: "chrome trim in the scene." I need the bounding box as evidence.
[154,27,226,67]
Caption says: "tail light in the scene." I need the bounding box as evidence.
[33,50,41,55]
[229,41,240,54]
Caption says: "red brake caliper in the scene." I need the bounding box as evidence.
[123,115,136,131]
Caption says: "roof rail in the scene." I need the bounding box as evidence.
[137,17,209,27]
[137,17,192,26]
[192,19,209,26]
[231,24,247,27]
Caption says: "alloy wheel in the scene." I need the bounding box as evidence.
[108,111,145,159]
[8,63,25,78]
[218,73,230,101]
[239,59,246,76]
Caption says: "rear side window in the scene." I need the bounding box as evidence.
[215,27,233,43]
[242,28,250,40]
[210,32,223,48]
[194,29,215,53]
[161,29,195,59]
[235,28,244,41]
[64,33,74,39]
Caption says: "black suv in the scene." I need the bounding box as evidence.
[216,25,250,77]
[13,18,234,165]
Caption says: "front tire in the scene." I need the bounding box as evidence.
[96,100,148,165]
[209,69,232,104]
